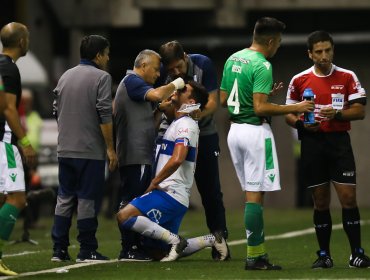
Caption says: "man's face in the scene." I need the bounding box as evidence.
[97,47,110,70]
[171,84,194,108]
[267,34,281,58]
[166,57,187,78]
[20,29,30,57]
[308,41,334,70]
[142,55,161,85]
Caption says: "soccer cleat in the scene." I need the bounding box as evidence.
[160,236,188,262]
[51,249,72,262]
[212,231,230,261]
[76,250,109,263]
[245,255,282,270]
[349,248,370,268]
[118,248,153,262]
[311,250,333,269]
[0,259,18,276]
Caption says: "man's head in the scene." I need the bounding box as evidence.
[133,49,161,85]
[80,35,110,70]
[307,31,334,72]
[253,17,286,58]
[159,40,188,78]
[0,22,29,58]
[171,80,208,111]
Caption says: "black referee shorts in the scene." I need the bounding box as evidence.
[300,131,356,188]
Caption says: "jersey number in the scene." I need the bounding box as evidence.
[227,79,240,114]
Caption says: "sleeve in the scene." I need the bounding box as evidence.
[200,57,218,93]
[286,76,301,105]
[253,61,273,95]
[96,73,113,124]
[347,71,367,105]
[125,75,153,102]
[174,118,199,147]
[2,66,19,95]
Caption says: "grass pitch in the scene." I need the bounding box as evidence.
[2,208,370,279]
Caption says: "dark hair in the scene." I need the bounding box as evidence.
[80,35,110,60]
[188,80,208,110]
[159,40,185,66]
[307,30,334,51]
[253,17,286,45]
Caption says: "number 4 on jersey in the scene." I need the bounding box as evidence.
[227,78,240,114]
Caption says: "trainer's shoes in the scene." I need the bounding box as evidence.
[349,248,370,268]
[160,236,188,262]
[311,250,333,269]
[212,231,230,261]
[245,255,282,270]
[0,260,17,276]
[51,249,72,262]
[118,248,153,262]
[76,250,109,263]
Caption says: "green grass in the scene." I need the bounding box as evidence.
[2,208,370,279]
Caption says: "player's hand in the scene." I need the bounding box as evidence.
[171,77,185,90]
[319,106,336,119]
[295,100,314,114]
[145,181,159,193]
[189,108,201,121]
[106,148,118,172]
[20,145,37,168]
[270,82,284,96]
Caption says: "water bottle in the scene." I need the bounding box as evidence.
[302,88,315,124]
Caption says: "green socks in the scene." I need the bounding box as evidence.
[0,203,20,256]
[244,202,266,259]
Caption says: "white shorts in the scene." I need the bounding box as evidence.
[227,123,280,192]
[0,141,25,194]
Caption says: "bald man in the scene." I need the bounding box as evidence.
[0,22,36,276]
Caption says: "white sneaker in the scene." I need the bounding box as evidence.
[160,236,188,262]
[213,231,229,261]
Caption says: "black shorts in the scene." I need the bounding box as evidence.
[300,131,356,188]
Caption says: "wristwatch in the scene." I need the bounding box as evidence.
[334,110,343,120]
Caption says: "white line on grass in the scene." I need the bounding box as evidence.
[228,219,370,246]
[0,260,118,279]
[1,219,369,278]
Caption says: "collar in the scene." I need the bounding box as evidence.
[80,59,100,69]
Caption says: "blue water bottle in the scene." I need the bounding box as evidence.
[302,88,315,124]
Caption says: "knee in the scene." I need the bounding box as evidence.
[116,207,129,224]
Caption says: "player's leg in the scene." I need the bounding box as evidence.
[117,164,152,261]
[117,190,187,262]
[51,157,76,262]
[0,143,26,276]
[301,132,333,268]
[75,159,109,263]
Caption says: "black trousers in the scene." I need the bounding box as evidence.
[195,133,228,237]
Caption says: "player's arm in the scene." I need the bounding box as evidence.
[220,90,228,107]
[4,92,37,167]
[146,77,184,102]
[199,89,217,119]
[145,141,188,193]
[253,93,314,116]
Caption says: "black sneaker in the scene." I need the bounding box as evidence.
[245,255,282,270]
[212,231,231,261]
[118,249,153,262]
[349,248,370,268]
[76,250,109,263]
[160,236,188,262]
[51,249,71,262]
[311,250,333,269]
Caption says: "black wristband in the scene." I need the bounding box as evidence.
[334,110,343,120]
[156,103,165,113]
